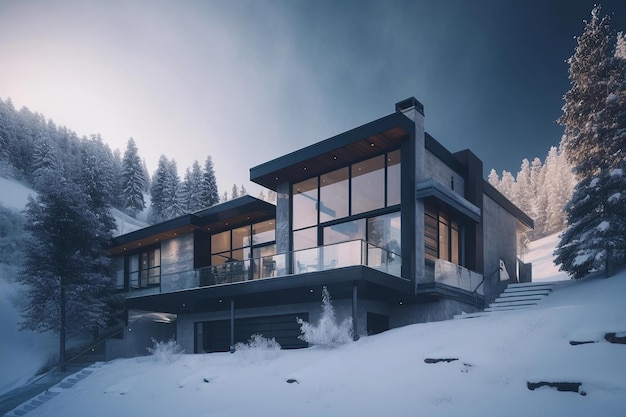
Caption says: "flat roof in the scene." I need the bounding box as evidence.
[250,112,414,190]
[108,196,275,255]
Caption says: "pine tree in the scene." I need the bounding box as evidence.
[31,139,59,189]
[231,184,239,199]
[487,169,500,188]
[150,155,170,223]
[19,176,116,367]
[555,6,626,278]
[240,184,247,196]
[161,159,182,219]
[200,156,220,207]
[120,138,147,216]
[186,161,205,212]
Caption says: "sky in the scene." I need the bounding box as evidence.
[1,0,625,196]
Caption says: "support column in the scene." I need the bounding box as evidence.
[352,283,359,341]
[230,299,235,353]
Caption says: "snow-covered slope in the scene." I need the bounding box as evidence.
[22,270,626,417]
[526,232,570,282]
[0,176,147,395]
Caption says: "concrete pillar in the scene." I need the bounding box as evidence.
[396,97,426,289]
[275,182,291,274]
[230,299,235,353]
[352,283,359,341]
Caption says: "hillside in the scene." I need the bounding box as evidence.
[18,270,626,417]
[0,176,148,395]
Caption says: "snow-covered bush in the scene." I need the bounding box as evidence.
[147,338,184,364]
[297,286,353,348]
[235,334,281,363]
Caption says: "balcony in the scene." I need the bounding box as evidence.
[423,258,484,295]
[198,239,403,287]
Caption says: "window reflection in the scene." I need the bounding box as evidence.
[387,150,401,206]
[319,167,348,223]
[292,178,318,230]
[352,155,385,215]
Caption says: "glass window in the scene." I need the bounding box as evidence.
[293,177,318,230]
[232,225,251,249]
[387,150,401,206]
[451,221,459,265]
[293,226,317,251]
[212,252,230,266]
[323,219,366,245]
[211,230,230,254]
[352,155,385,215]
[128,247,160,288]
[319,167,349,223]
[368,212,401,254]
[252,220,275,245]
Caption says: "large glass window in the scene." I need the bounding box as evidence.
[425,203,461,264]
[293,226,317,251]
[291,149,401,250]
[368,212,401,254]
[387,150,401,206]
[292,177,318,230]
[252,219,275,245]
[323,219,366,245]
[129,247,161,288]
[352,155,385,215]
[319,167,349,223]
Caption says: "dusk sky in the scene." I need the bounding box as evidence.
[1,0,625,196]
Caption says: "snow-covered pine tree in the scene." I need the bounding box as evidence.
[186,160,205,212]
[487,169,500,188]
[31,138,60,190]
[555,6,626,278]
[231,184,239,199]
[121,138,147,216]
[239,184,247,196]
[161,159,182,220]
[150,155,170,223]
[201,156,220,207]
[19,176,116,367]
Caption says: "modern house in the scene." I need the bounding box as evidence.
[106,97,533,358]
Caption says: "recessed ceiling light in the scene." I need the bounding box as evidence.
[370,143,375,147]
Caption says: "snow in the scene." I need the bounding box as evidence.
[525,232,570,282]
[596,221,610,232]
[0,176,36,210]
[19,270,626,417]
[609,168,622,177]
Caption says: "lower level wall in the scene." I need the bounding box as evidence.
[105,319,176,361]
[389,298,480,328]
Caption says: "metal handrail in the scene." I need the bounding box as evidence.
[30,323,124,384]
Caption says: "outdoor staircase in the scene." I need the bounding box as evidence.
[485,281,555,312]
[455,281,556,319]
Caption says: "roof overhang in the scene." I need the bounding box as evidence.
[416,178,482,222]
[250,112,414,190]
[108,196,276,255]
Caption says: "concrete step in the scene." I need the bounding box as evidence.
[489,300,538,308]
[503,286,552,294]
[494,295,544,303]
[500,290,550,297]
[507,282,555,290]
[484,305,533,312]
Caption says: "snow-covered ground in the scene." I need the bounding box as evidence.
[23,270,626,417]
[526,232,570,282]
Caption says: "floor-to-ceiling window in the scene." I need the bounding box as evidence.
[425,202,461,265]
[291,149,401,272]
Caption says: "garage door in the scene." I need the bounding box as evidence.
[195,313,308,353]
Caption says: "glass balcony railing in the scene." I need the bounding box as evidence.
[196,239,404,288]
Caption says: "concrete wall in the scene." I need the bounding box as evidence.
[482,195,519,303]
[425,150,466,197]
[160,233,198,292]
[389,298,480,328]
[105,319,176,360]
